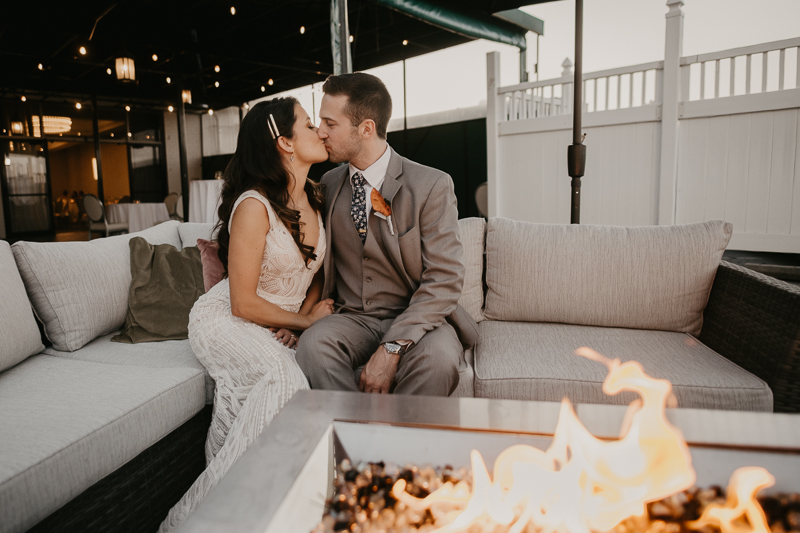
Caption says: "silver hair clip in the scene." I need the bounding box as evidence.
[267,113,280,139]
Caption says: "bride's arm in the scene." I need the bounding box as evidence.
[228,199,320,330]
[298,270,324,316]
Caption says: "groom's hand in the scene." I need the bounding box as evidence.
[359,345,400,394]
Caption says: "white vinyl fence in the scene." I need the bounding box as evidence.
[487,0,800,253]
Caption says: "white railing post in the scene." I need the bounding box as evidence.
[486,51,503,218]
[658,0,685,225]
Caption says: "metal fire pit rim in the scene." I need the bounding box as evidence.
[177,390,800,533]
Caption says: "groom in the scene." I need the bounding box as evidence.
[295,72,477,396]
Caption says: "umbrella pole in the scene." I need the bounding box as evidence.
[568,0,586,224]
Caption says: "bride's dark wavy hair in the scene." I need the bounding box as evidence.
[215,97,325,275]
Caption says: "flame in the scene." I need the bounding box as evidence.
[687,467,775,533]
[392,348,775,533]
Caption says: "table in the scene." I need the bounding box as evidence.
[189,179,224,224]
[177,390,800,533]
[106,202,170,233]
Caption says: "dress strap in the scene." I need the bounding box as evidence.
[229,190,279,230]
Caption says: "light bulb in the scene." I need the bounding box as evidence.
[21,96,26,102]
[152,54,158,61]
[261,86,265,92]
[76,102,82,109]
[268,78,274,85]
[168,106,174,112]
[215,65,220,73]
[166,77,171,84]
[125,106,131,112]
[230,6,235,15]
[38,63,43,70]
[79,46,87,55]
[208,109,214,115]
[215,81,219,87]
[300,26,305,34]
[402,40,408,46]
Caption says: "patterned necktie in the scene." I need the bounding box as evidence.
[351,172,368,244]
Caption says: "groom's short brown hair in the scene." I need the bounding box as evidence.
[322,72,392,139]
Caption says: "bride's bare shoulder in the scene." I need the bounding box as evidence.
[230,197,270,234]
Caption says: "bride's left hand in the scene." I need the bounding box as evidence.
[269,327,298,349]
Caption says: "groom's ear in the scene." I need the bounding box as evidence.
[359,119,376,139]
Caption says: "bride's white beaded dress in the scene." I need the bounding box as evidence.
[159,189,325,532]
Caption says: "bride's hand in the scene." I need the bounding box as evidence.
[269,327,299,349]
[307,299,335,326]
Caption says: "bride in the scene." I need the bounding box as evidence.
[159,97,333,531]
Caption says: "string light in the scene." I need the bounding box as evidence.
[402,40,408,45]
[125,106,131,112]
[110,133,114,137]
[106,68,112,75]
[166,77,171,84]
[208,109,214,115]
[168,106,174,112]
[152,54,158,61]
[215,81,219,87]
[37,63,43,70]
[214,65,220,73]
[79,46,87,55]
[268,78,274,85]
[349,35,354,43]
[261,86,266,92]
[75,102,82,109]
[230,6,235,15]
[127,132,132,137]
[243,103,250,110]
[300,26,305,34]
[21,96,26,102]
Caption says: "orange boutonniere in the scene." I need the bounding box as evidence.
[370,189,394,235]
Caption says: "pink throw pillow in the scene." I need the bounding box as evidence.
[197,239,225,292]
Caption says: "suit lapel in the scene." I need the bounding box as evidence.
[323,166,348,298]
[377,149,414,289]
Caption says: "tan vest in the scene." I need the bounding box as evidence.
[332,179,411,318]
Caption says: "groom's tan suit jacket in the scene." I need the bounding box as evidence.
[320,147,478,349]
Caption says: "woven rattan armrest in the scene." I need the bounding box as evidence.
[699,261,800,413]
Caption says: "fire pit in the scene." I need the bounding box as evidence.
[177,362,800,533]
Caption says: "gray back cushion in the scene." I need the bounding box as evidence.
[457,218,485,323]
[0,241,43,371]
[484,219,732,335]
[12,221,182,352]
[178,222,217,249]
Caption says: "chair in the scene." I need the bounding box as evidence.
[164,192,179,219]
[83,194,129,240]
[174,194,184,222]
[474,182,488,218]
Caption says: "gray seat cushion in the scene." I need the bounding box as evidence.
[474,321,773,412]
[43,332,214,404]
[0,355,205,533]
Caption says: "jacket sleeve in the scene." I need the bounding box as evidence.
[382,173,465,345]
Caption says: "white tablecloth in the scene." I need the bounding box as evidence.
[189,180,224,224]
[106,203,171,234]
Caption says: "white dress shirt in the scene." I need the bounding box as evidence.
[349,143,391,218]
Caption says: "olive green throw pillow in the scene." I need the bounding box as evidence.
[112,237,205,344]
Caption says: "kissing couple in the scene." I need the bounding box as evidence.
[158,72,478,531]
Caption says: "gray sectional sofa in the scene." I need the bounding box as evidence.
[1,217,798,532]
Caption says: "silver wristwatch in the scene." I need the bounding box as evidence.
[383,341,411,356]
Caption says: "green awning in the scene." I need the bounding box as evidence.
[373,0,528,50]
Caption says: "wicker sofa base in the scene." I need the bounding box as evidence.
[28,405,212,533]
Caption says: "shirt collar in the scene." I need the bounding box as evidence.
[349,143,391,190]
